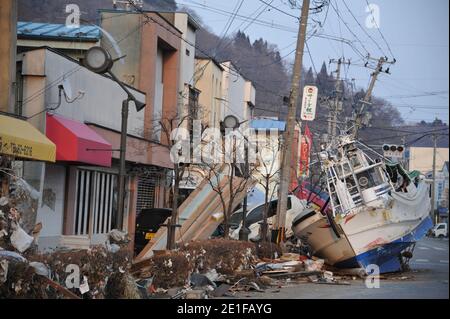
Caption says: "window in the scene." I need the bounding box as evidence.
[136,176,156,215]
[74,169,117,235]
[188,87,200,136]
[186,49,190,56]
[356,168,384,191]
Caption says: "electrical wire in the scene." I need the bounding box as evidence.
[341,0,387,58]
[364,0,395,59]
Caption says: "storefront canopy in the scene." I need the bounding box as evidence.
[0,114,56,162]
[46,114,112,167]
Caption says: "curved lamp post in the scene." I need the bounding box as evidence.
[83,46,146,231]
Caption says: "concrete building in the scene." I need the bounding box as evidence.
[194,57,224,129]
[408,146,449,174]
[250,118,302,198]
[426,161,449,223]
[99,9,182,216]
[158,12,200,130]
[220,61,255,126]
[17,22,101,60]
[17,47,146,250]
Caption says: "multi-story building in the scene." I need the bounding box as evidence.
[100,9,182,215]
[193,56,224,129]
[220,61,255,127]
[408,146,449,174]
[16,47,146,250]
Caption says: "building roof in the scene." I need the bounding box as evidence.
[17,22,101,42]
[250,119,286,131]
[195,55,224,71]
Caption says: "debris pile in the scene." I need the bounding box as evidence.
[130,238,358,299]
[1,191,139,299]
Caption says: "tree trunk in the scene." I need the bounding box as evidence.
[262,175,270,242]
[167,165,180,250]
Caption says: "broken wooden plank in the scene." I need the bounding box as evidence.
[40,276,81,299]
[265,270,322,278]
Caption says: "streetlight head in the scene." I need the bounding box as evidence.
[134,100,146,112]
[223,115,240,130]
[83,46,113,74]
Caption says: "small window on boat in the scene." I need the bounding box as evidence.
[356,168,384,190]
[350,154,362,169]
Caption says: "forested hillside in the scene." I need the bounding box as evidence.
[18,0,447,144]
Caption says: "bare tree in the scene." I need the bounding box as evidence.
[201,131,256,239]
[253,131,282,242]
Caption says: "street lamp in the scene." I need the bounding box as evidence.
[221,115,251,241]
[83,46,146,231]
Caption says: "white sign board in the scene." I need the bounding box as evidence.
[301,86,318,121]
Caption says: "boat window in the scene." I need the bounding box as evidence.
[350,154,362,169]
[335,163,351,178]
[356,168,384,190]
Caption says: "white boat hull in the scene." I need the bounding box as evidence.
[293,182,433,273]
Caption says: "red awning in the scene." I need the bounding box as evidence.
[46,114,112,167]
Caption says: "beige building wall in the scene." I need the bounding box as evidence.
[194,58,224,129]
[409,147,449,174]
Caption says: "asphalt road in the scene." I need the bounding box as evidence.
[236,237,449,299]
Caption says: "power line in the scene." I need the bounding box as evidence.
[329,0,370,59]
[256,0,301,20]
[341,0,387,57]
[364,0,395,59]
[215,0,245,54]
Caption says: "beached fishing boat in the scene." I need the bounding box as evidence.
[292,134,433,273]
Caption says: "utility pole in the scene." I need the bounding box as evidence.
[0,0,17,113]
[328,58,349,139]
[353,56,394,137]
[431,134,438,224]
[274,0,310,244]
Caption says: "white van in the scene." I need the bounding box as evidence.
[431,223,448,238]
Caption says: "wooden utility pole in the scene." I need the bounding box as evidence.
[274,0,310,243]
[0,0,17,113]
[431,134,438,224]
[354,57,387,137]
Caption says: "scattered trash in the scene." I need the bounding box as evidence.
[304,259,324,272]
[29,261,50,277]
[108,230,129,244]
[0,197,9,206]
[0,260,8,284]
[211,283,232,297]
[185,289,207,299]
[79,276,90,295]
[10,223,34,253]
[0,250,27,262]
[189,273,215,288]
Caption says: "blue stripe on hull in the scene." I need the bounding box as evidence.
[334,216,433,273]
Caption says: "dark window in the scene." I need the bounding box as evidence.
[186,49,190,56]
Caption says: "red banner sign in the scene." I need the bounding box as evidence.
[299,124,312,177]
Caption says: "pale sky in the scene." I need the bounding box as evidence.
[177,0,449,124]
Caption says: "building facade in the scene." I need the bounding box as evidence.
[100,9,183,217]
[17,47,146,250]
